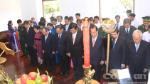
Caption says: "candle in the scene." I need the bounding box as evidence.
[82,18,90,68]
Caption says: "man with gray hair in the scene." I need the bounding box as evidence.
[119,18,136,43]
[127,30,150,83]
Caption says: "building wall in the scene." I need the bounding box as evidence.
[59,0,99,18]
[0,0,150,31]
[0,0,43,31]
[135,0,150,22]
[0,0,22,31]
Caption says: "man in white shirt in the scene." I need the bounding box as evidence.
[94,16,101,28]
[126,10,132,18]
[115,15,122,30]
[51,18,57,28]
[56,16,63,25]
[142,25,150,43]
[129,13,139,28]
[64,16,71,31]
[75,13,81,21]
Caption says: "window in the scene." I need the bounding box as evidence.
[101,0,134,18]
[42,0,60,20]
[42,0,135,19]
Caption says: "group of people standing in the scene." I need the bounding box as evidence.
[7,12,150,83]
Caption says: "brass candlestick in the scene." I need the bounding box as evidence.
[76,66,99,84]
[76,18,100,84]
[82,66,95,84]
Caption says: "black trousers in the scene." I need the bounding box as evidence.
[28,46,38,66]
[60,55,70,74]
[72,56,83,80]
[91,64,101,81]
[43,52,55,72]
[129,67,148,83]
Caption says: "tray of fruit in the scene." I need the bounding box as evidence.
[15,69,53,84]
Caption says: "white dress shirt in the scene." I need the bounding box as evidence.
[65,24,70,31]
[142,31,150,43]
[125,28,130,33]
[92,35,98,47]
[72,31,77,44]
[112,37,118,48]
[58,33,62,38]
[95,22,101,29]
[135,43,140,52]
[45,35,48,41]
[115,21,122,30]
[131,18,139,28]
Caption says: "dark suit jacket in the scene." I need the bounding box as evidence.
[23,27,35,47]
[63,22,74,31]
[90,35,105,65]
[41,33,54,55]
[54,31,70,57]
[68,31,84,57]
[109,37,127,69]
[119,26,136,43]
[127,40,150,74]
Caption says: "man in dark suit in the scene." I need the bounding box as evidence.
[109,30,126,69]
[119,18,136,43]
[47,23,56,36]
[127,30,150,82]
[68,23,84,80]
[23,21,37,67]
[90,24,105,81]
[41,28,55,72]
[54,25,70,76]
[63,16,74,32]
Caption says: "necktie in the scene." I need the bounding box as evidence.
[92,38,95,47]
[128,29,129,33]
[58,34,61,38]
[135,44,139,52]
[72,35,75,45]
[66,25,69,31]
[113,40,116,48]
[27,29,29,33]
[45,36,47,42]
[126,29,128,33]
[116,23,119,30]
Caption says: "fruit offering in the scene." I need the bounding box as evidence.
[15,69,53,84]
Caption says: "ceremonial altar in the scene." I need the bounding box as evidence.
[0,42,53,84]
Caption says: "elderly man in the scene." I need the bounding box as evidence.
[127,30,150,83]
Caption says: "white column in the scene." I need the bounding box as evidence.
[59,0,99,18]
[0,0,22,31]
[135,0,150,24]
[20,0,43,21]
